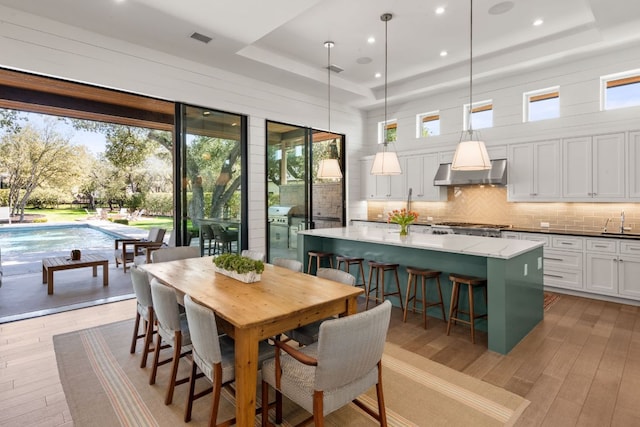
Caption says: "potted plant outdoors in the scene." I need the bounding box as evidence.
[387,208,419,236]
[212,253,265,283]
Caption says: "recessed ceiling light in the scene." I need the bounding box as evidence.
[367,36,375,44]
[375,72,382,79]
[533,18,544,26]
[435,6,445,15]
[440,50,448,57]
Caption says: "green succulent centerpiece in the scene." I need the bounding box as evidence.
[212,253,264,283]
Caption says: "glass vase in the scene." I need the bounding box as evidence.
[399,224,409,236]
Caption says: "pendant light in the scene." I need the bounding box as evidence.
[451,0,491,171]
[370,13,402,176]
[317,41,343,179]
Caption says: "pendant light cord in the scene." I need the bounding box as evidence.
[383,14,389,146]
[468,0,474,136]
[327,42,331,131]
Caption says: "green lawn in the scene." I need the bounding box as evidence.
[23,208,176,231]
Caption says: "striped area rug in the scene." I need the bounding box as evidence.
[54,320,529,426]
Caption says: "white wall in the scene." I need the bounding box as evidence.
[0,5,367,250]
[365,42,640,161]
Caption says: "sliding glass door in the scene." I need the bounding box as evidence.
[179,105,247,255]
[266,121,344,262]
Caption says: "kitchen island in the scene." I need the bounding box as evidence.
[298,226,545,354]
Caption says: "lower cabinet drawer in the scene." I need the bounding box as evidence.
[544,249,583,269]
[544,268,583,290]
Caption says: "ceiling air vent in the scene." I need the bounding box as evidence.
[326,64,344,73]
[190,32,212,44]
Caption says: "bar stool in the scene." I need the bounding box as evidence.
[366,261,404,311]
[446,273,488,344]
[307,250,334,275]
[403,267,446,329]
[336,255,366,287]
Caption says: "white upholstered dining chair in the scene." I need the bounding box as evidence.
[149,278,192,406]
[261,300,392,426]
[288,267,356,346]
[272,257,303,272]
[129,265,156,368]
[151,246,200,263]
[241,249,266,262]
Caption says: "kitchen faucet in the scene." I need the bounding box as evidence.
[620,211,625,233]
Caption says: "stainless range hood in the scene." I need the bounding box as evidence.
[433,158,507,186]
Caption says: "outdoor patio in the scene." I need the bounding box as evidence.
[0,220,153,323]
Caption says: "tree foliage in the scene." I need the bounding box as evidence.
[0,121,87,220]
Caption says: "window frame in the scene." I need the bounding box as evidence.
[377,118,397,144]
[416,110,440,138]
[601,70,640,111]
[463,100,493,131]
[523,86,560,122]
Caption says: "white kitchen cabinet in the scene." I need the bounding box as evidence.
[544,248,584,290]
[501,231,521,240]
[628,131,640,199]
[585,253,618,296]
[619,241,640,298]
[360,157,405,200]
[562,133,625,200]
[508,140,561,201]
[360,158,376,199]
[405,153,446,202]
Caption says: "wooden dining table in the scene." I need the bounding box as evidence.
[141,256,363,426]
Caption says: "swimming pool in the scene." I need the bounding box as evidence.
[0,225,122,257]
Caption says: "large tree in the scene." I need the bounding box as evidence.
[0,122,85,220]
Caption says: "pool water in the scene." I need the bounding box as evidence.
[0,225,120,257]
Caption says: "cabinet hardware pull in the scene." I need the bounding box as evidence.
[560,242,573,245]
[628,247,640,250]
[619,259,624,262]
[544,257,563,261]
[594,245,607,248]
[544,273,564,278]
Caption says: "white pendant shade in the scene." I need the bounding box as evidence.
[451,140,491,171]
[370,151,402,175]
[317,158,343,179]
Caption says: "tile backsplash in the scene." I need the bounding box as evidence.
[366,186,640,233]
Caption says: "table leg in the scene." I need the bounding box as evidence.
[48,270,54,295]
[103,262,109,286]
[42,264,47,284]
[92,265,98,277]
[234,328,260,427]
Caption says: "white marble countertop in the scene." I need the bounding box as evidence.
[299,226,544,260]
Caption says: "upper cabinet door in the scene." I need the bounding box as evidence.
[406,153,445,202]
[629,131,640,199]
[563,133,625,200]
[592,133,625,199]
[563,136,592,198]
[360,158,376,199]
[508,140,560,201]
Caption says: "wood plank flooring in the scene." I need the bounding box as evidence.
[1,293,639,426]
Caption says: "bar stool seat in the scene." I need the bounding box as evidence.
[446,273,488,344]
[336,255,366,287]
[366,261,403,311]
[403,267,446,329]
[307,251,334,275]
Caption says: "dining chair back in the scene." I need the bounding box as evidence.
[149,278,192,405]
[272,257,303,272]
[261,300,392,426]
[151,246,200,264]
[241,250,266,262]
[129,265,155,368]
[288,267,356,346]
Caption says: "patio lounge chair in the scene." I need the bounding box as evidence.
[114,227,166,273]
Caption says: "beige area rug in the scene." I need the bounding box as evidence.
[54,320,529,427]
[543,292,560,311]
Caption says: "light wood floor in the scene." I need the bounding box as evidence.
[1,293,639,426]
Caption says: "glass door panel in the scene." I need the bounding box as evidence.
[266,121,309,262]
[181,106,245,256]
[310,130,344,230]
